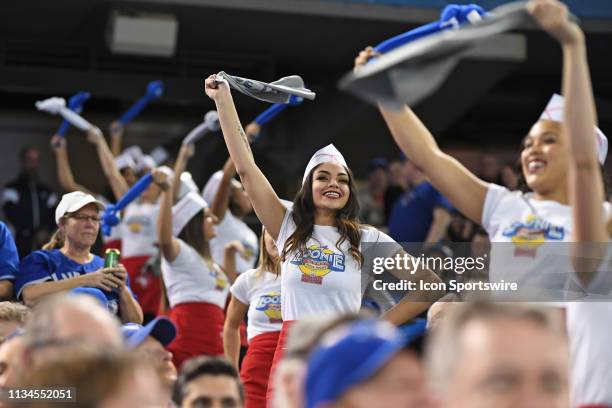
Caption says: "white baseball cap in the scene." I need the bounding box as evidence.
[55,191,105,225]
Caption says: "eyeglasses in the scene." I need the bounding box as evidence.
[68,214,102,223]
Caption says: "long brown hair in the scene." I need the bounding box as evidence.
[178,211,213,266]
[255,229,280,278]
[281,165,363,266]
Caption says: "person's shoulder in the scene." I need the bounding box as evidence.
[360,225,394,243]
[22,249,55,265]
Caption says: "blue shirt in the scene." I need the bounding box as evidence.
[0,222,19,281]
[388,181,453,243]
[15,249,132,316]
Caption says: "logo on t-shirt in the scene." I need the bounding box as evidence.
[502,215,565,257]
[291,245,345,285]
[255,292,282,323]
[210,270,228,291]
[126,216,150,234]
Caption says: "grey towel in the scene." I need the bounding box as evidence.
[217,72,316,104]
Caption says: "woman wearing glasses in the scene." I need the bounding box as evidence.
[15,191,143,324]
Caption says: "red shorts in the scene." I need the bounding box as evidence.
[167,302,225,369]
[266,321,295,405]
[122,255,162,317]
[240,331,280,408]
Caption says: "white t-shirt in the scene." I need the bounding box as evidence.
[161,239,229,309]
[230,268,282,341]
[276,209,399,321]
[567,302,612,406]
[121,202,160,258]
[482,184,611,300]
[209,212,259,275]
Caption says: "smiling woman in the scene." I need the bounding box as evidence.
[204,74,443,402]
[360,0,612,300]
[14,191,143,324]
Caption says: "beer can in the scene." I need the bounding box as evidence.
[104,249,121,268]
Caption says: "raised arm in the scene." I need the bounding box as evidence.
[529,0,607,283]
[355,48,489,224]
[172,144,195,204]
[211,157,237,220]
[50,135,95,195]
[109,121,124,157]
[86,127,129,200]
[154,169,181,262]
[204,76,286,240]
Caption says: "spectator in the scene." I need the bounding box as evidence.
[0,222,18,300]
[0,333,26,400]
[21,349,164,408]
[384,159,408,223]
[122,316,178,403]
[426,302,569,407]
[359,158,389,227]
[2,146,57,257]
[15,191,143,324]
[272,315,361,408]
[22,294,123,365]
[173,356,244,408]
[0,302,29,342]
[388,159,453,247]
[304,319,430,408]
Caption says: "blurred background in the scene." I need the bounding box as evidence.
[0,0,611,198]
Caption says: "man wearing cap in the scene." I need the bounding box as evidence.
[122,316,178,404]
[15,191,143,323]
[304,319,431,408]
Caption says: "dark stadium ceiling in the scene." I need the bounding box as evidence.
[1,0,611,176]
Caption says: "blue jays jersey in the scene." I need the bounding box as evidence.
[15,249,132,315]
[0,222,19,281]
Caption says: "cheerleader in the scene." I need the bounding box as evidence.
[356,0,611,301]
[224,227,282,408]
[153,167,230,369]
[551,1,612,404]
[204,75,442,401]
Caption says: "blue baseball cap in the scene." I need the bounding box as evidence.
[122,316,177,349]
[70,287,108,307]
[305,319,426,408]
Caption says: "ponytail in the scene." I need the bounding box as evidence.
[42,229,64,250]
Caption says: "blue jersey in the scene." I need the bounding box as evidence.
[0,222,19,281]
[388,181,453,243]
[15,249,132,316]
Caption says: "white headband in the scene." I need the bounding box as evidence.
[172,192,208,236]
[202,170,242,204]
[115,154,136,171]
[540,93,608,164]
[302,144,348,185]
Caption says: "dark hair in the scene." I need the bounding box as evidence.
[178,211,212,264]
[281,165,363,266]
[173,356,244,404]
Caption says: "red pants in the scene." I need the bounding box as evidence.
[167,302,225,369]
[266,321,295,405]
[241,331,280,408]
[122,255,162,317]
